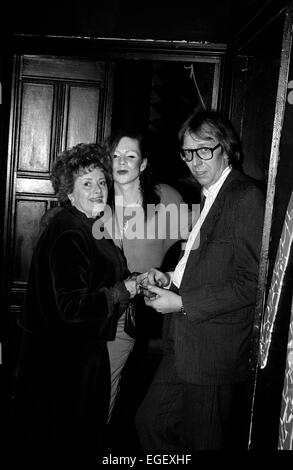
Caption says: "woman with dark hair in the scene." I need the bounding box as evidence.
[103,129,189,425]
[15,143,138,453]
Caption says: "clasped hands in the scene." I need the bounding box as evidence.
[123,269,169,299]
[135,268,183,314]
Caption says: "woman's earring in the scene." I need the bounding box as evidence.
[69,196,74,204]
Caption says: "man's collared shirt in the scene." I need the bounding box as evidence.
[172,165,232,288]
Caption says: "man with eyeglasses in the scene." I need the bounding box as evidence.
[135,110,265,450]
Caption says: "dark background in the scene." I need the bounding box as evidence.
[1,0,292,452]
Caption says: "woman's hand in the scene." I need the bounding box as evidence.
[143,286,183,314]
[136,269,171,298]
[124,278,138,298]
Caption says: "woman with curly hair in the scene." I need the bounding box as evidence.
[14,143,137,453]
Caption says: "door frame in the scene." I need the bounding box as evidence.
[230,0,293,448]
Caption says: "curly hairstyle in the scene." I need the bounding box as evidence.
[178,110,243,169]
[103,128,160,218]
[51,143,113,204]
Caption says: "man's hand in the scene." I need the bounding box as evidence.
[145,268,171,288]
[144,286,183,314]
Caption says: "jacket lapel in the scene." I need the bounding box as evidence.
[180,169,241,287]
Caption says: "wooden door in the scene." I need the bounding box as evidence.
[2,54,114,316]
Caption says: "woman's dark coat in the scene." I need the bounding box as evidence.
[15,206,129,452]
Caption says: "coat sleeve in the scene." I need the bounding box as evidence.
[181,186,265,322]
[49,230,129,328]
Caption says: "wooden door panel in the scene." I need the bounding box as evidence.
[13,199,47,282]
[18,82,54,173]
[16,178,55,195]
[65,85,100,147]
[23,55,106,81]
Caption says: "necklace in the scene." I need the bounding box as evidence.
[123,195,143,207]
[122,219,129,235]
[115,194,143,244]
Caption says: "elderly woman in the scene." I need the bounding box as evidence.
[15,143,137,453]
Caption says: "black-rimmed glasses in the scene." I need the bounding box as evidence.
[180,143,221,162]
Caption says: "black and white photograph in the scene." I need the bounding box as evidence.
[0,0,293,464]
